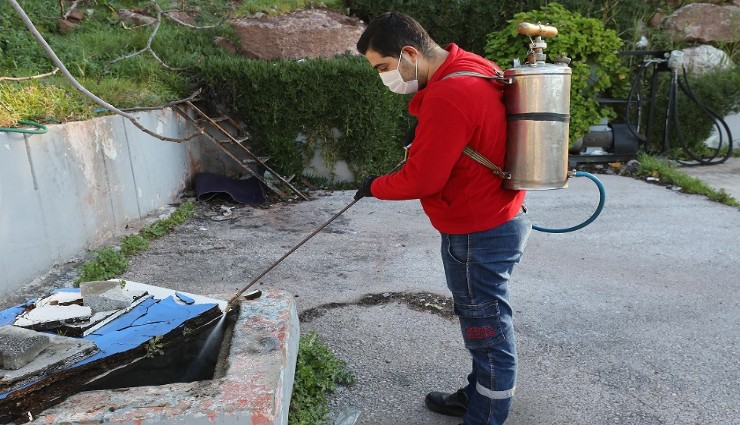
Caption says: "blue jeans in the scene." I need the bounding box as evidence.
[440,211,531,425]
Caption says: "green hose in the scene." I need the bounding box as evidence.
[0,120,48,134]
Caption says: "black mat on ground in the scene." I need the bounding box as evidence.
[194,172,265,204]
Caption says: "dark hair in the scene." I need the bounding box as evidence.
[356,12,437,57]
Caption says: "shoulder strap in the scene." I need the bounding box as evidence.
[462,146,511,180]
[440,67,512,181]
[443,71,498,80]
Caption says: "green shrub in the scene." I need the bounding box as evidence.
[485,2,629,143]
[347,0,542,54]
[76,247,129,284]
[346,0,656,55]
[290,331,355,425]
[617,63,739,157]
[120,235,150,257]
[193,55,411,179]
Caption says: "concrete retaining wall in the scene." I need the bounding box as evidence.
[0,109,213,297]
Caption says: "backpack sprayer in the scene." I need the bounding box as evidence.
[225,23,606,311]
[500,22,606,232]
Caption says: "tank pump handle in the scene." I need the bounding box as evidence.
[517,22,559,65]
[517,22,558,38]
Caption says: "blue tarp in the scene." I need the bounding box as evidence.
[0,289,219,400]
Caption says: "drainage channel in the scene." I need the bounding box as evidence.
[82,310,235,392]
[2,284,299,425]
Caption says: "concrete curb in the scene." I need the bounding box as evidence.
[32,290,299,425]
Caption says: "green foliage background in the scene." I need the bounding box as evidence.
[1,0,737,176]
[485,3,629,142]
[193,55,412,178]
[346,0,655,55]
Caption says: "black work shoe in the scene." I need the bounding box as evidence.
[425,388,469,417]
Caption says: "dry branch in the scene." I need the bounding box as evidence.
[102,1,185,77]
[0,68,60,81]
[7,0,200,143]
[119,89,202,112]
[163,10,217,29]
[63,0,83,19]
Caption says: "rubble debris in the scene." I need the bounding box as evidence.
[0,281,226,424]
[0,326,50,370]
[80,280,134,312]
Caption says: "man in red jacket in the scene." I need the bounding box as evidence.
[355,12,532,425]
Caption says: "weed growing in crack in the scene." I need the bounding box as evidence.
[289,331,354,425]
[74,201,196,286]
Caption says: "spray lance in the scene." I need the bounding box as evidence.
[225,23,606,311]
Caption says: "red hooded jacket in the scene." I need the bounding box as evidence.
[370,43,525,234]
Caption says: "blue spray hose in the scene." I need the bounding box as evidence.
[532,171,606,233]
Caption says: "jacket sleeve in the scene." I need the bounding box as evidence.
[371,94,474,200]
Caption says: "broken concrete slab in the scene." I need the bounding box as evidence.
[80,280,132,313]
[13,303,92,331]
[59,293,150,337]
[0,332,98,395]
[33,289,299,425]
[0,326,51,370]
[0,281,224,423]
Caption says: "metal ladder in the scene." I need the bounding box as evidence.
[174,101,309,201]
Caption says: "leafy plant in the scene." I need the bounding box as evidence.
[289,331,355,425]
[120,235,150,257]
[485,2,630,143]
[75,201,196,285]
[76,247,129,284]
[145,335,165,358]
[141,201,196,240]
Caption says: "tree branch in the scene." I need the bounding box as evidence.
[7,0,199,143]
[102,1,185,77]
[63,0,83,20]
[163,10,217,29]
[0,67,60,81]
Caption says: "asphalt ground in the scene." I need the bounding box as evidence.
[10,159,740,425]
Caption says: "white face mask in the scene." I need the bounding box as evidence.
[379,51,419,95]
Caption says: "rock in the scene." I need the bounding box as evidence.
[118,9,157,26]
[214,36,238,54]
[228,8,366,60]
[80,280,132,313]
[648,11,666,28]
[165,11,197,26]
[57,18,77,34]
[663,3,740,43]
[67,9,85,24]
[0,326,51,370]
[681,45,735,75]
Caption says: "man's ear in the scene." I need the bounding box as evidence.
[401,46,420,62]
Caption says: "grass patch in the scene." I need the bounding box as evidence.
[635,153,740,208]
[140,202,196,240]
[76,247,129,283]
[290,331,355,425]
[75,201,196,286]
